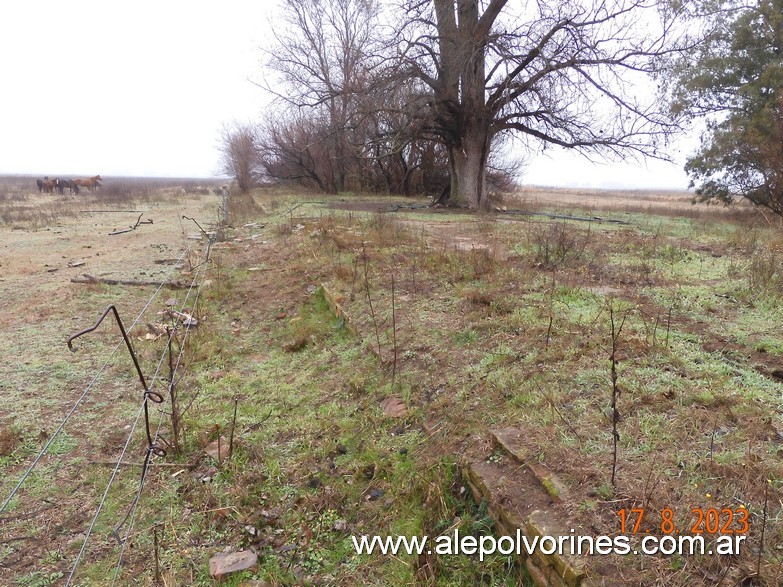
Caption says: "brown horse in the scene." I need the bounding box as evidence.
[41,179,57,194]
[73,175,102,192]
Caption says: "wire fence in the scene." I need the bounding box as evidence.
[110,259,209,585]
[0,238,212,586]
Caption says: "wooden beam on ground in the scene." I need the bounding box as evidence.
[71,273,188,289]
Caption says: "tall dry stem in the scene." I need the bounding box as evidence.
[362,241,382,359]
[609,300,628,487]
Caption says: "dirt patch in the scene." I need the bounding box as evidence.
[0,427,20,456]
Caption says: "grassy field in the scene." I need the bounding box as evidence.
[2,180,783,586]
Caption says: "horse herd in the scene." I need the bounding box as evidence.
[36,175,102,195]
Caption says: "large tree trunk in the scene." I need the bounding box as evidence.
[432,0,494,209]
[449,130,490,208]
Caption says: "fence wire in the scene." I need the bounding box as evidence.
[66,243,211,585]
[1,236,213,587]
[0,245,192,514]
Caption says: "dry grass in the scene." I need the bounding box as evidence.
[511,184,767,222]
[0,186,222,585]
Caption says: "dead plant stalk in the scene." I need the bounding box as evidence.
[391,270,398,391]
[166,328,182,455]
[545,270,556,350]
[609,301,627,487]
[362,241,382,359]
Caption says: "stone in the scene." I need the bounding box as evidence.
[208,549,258,580]
[204,436,231,461]
[491,428,569,500]
[380,396,407,418]
[366,488,385,501]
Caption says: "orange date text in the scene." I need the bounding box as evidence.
[617,507,749,535]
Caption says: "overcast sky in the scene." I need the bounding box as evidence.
[0,1,693,189]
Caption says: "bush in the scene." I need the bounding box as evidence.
[532,222,589,268]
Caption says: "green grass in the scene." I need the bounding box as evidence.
[82,265,525,586]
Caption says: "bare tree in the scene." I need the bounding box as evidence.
[257,110,338,193]
[354,77,452,195]
[218,122,262,193]
[396,0,694,209]
[258,0,447,196]
[261,0,544,200]
[262,0,384,193]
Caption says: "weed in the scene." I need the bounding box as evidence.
[0,426,20,457]
[657,242,689,265]
[272,217,295,236]
[452,328,478,346]
[747,251,783,297]
[46,433,78,456]
[467,246,496,279]
[531,221,590,267]
[596,481,614,500]
[366,212,409,245]
[15,571,63,587]
[461,286,495,306]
